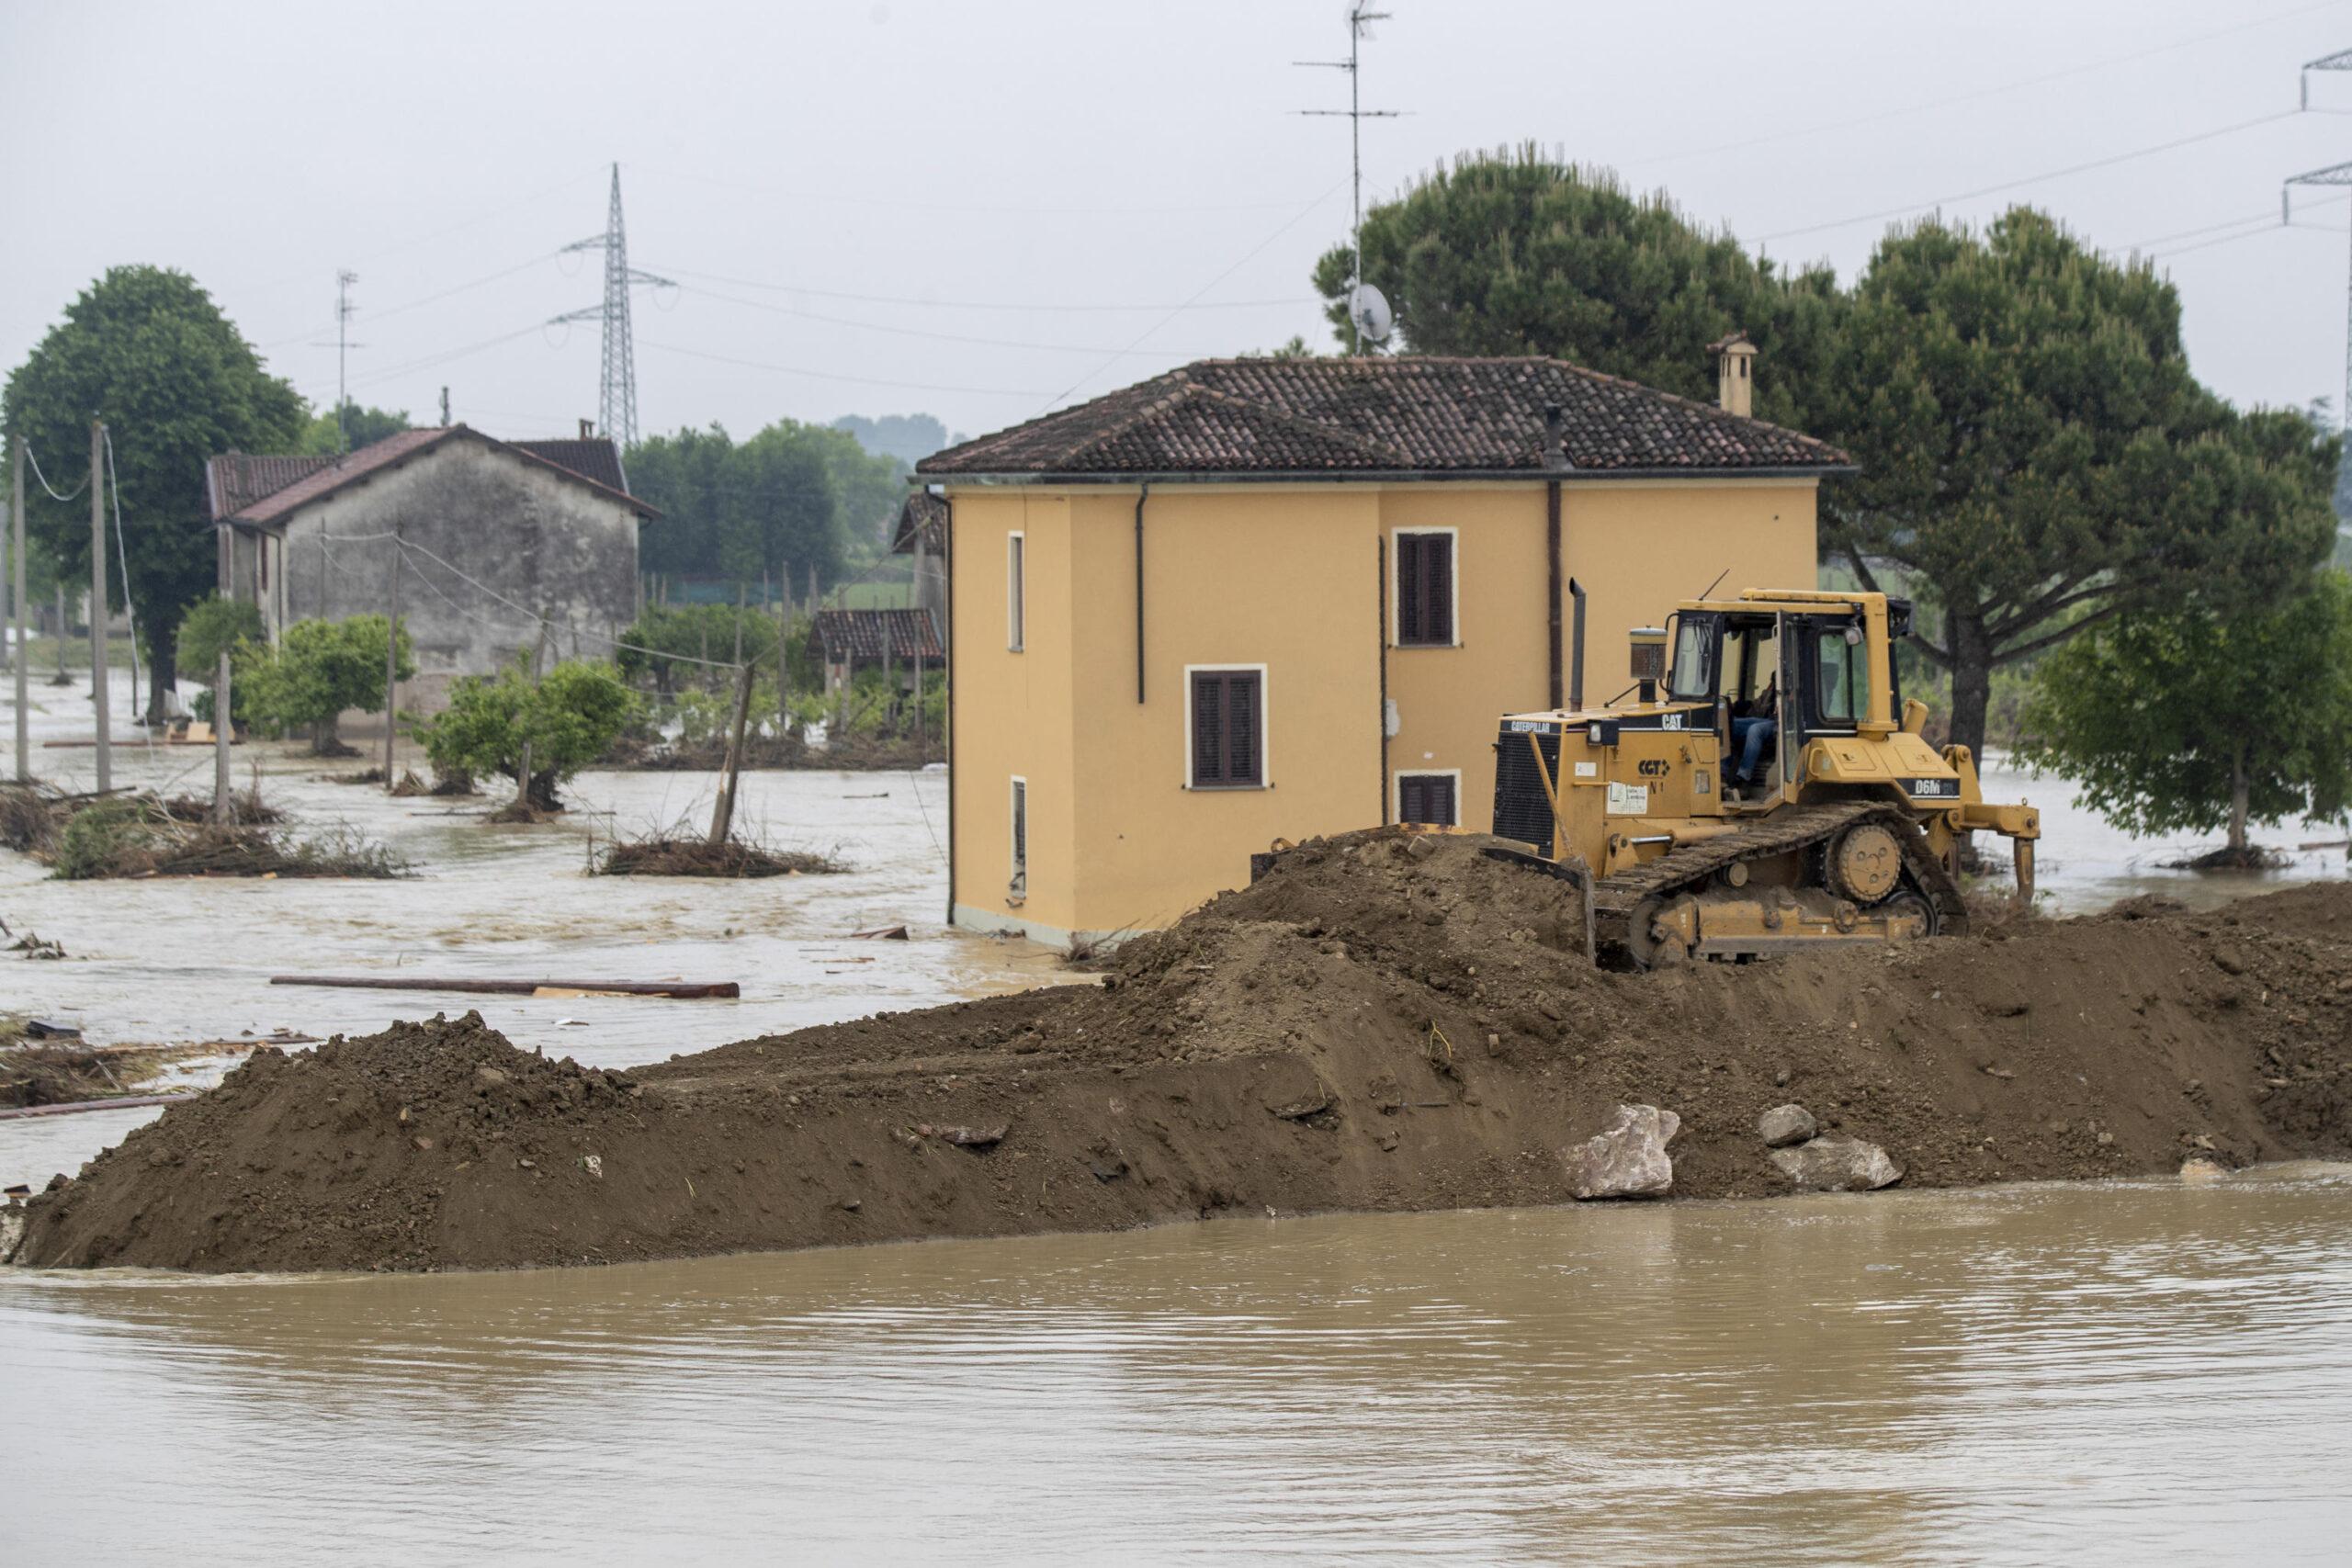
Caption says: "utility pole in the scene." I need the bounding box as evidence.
[552,164,672,449]
[439,386,451,428]
[11,434,26,782]
[212,650,233,823]
[383,525,401,790]
[335,270,360,451]
[89,419,109,792]
[1296,3,1399,355]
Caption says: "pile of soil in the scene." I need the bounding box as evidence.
[596,837,844,878]
[14,831,2352,1273]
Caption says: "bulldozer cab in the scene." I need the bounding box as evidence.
[1667,598,1914,804]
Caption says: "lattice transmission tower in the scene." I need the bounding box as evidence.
[553,164,672,448]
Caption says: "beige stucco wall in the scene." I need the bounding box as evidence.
[949,478,1817,946]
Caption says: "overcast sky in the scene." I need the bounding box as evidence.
[8,0,2352,449]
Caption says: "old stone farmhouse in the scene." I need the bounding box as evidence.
[207,426,657,711]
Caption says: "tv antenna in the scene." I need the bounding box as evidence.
[319,269,364,452]
[552,164,673,448]
[1297,3,1401,355]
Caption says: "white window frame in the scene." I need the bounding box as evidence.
[1389,525,1461,649]
[1393,767,1464,827]
[1182,662,1271,791]
[1006,531,1025,652]
[1008,774,1028,902]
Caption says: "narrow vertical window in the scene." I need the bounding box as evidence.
[1395,531,1454,647]
[1188,669,1266,788]
[1397,773,1459,826]
[1006,532,1025,652]
[1009,776,1028,897]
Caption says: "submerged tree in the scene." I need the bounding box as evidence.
[2017,571,2352,863]
[2,266,306,720]
[421,660,637,810]
[241,615,414,755]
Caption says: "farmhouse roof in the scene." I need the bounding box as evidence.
[206,427,656,525]
[890,491,948,555]
[915,355,1850,480]
[808,607,944,664]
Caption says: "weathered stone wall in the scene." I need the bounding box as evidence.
[275,436,642,712]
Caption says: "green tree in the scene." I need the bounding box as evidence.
[1822,212,2339,759]
[175,594,263,685]
[242,615,413,754]
[628,418,907,592]
[420,659,637,809]
[296,400,410,455]
[1318,153,2336,760]
[2018,571,2352,860]
[1311,145,1843,427]
[2,266,306,719]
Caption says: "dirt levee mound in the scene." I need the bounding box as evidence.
[13,833,2352,1273]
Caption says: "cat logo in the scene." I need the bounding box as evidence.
[1636,759,1671,778]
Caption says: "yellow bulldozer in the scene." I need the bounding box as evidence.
[1489,585,2040,969]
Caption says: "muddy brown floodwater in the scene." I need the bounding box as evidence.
[4,1168,2350,1565]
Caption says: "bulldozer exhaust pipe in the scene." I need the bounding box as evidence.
[1568,577,1587,712]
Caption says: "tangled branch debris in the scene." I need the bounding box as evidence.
[595,834,845,878]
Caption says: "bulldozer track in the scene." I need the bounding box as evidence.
[1589,800,1968,968]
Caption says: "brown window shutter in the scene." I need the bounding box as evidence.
[1397,536,1422,644]
[1190,671,1262,786]
[1400,773,1425,823]
[1396,534,1452,646]
[1399,773,1457,825]
[1420,540,1439,644]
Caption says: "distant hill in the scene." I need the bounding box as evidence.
[832,413,957,468]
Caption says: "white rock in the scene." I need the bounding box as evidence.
[1770,1135,1903,1192]
[1757,1103,1817,1148]
[1566,1103,1679,1200]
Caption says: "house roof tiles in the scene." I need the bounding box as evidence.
[916,356,1849,479]
[206,427,655,525]
[808,607,944,663]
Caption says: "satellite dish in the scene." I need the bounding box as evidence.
[1350,283,1394,345]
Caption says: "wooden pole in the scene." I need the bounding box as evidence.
[212,650,233,822]
[53,583,68,684]
[775,566,791,739]
[707,660,753,846]
[12,435,28,782]
[382,525,401,790]
[89,420,109,793]
[733,581,745,666]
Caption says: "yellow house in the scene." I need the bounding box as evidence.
[913,353,1850,948]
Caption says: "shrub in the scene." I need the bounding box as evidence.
[420,659,638,810]
[241,615,415,753]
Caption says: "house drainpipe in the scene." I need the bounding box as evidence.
[1545,403,1567,711]
[1134,482,1149,704]
[1567,577,1588,712]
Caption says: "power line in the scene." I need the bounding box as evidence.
[669,279,1248,359]
[642,262,1316,315]
[1035,177,1351,413]
[1758,107,2304,245]
[1634,0,2351,175]
[639,340,1057,399]
[22,446,89,502]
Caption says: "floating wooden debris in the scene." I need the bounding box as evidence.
[850,925,910,941]
[269,975,740,999]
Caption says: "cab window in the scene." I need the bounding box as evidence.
[1668,616,1717,700]
[1815,626,1869,726]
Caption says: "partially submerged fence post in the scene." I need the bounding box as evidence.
[213,651,233,823]
[383,525,401,792]
[707,660,754,846]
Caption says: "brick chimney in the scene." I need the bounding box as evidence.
[1710,332,1756,418]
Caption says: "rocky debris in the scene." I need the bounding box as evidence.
[1566,1104,1679,1200]
[1757,1103,1816,1148]
[1770,1135,1904,1192]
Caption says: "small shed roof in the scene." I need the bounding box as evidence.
[808,607,944,663]
[890,491,948,556]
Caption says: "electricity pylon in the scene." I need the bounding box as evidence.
[554,164,671,448]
